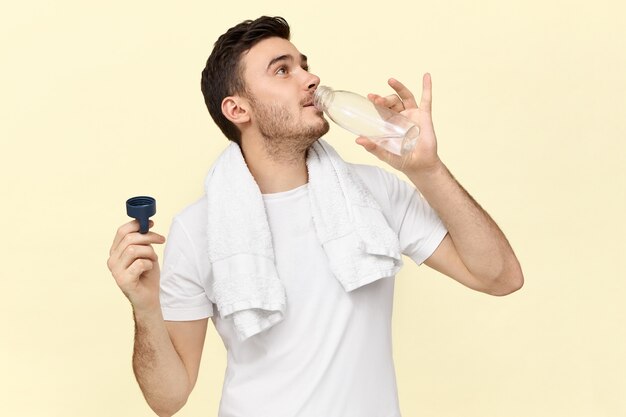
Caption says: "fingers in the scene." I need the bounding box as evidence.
[368,76,426,113]
[107,237,160,273]
[108,221,165,281]
[118,244,159,270]
[373,75,432,113]
[107,232,163,292]
[355,137,402,168]
[109,229,165,263]
[419,73,432,113]
[368,93,405,113]
[110,220,163,255]
[111,219,147,252]
[109,257,155,295]
[355,136,378,152]
[127,258,155,279]
[388,78,418,110]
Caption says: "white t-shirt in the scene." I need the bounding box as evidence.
[160,163,447,417]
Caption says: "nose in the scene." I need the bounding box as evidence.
[305,71,320,91]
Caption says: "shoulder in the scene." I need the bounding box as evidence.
[162,196,211,287]
[348,163,416,205]
[350,163,390,193]
[349,162,388,181]
[175,196,207,225]
[166,196,208,259]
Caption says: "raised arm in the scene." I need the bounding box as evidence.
[107,220,207,416]
[357,74,523,295]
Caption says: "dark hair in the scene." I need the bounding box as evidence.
[200,16,291,144]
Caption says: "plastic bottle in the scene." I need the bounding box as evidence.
[313,85,419,157]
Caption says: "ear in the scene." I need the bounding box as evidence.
[221,96,250,125]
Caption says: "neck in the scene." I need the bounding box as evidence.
[240,135,310,194]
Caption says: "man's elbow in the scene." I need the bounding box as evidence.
[484,262,524,296]
[149,396,189,417]
[140,381,191,417]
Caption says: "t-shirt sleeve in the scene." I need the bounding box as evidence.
[160,216,214,321]
[394,182,448,265]
[353,164,448,265]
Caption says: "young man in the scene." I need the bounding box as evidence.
[107,16,523,417]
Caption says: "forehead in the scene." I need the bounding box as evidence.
[242,37,303,72]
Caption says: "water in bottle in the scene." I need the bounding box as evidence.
[313,85,419,157]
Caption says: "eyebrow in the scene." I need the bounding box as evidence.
[266,53,308,70]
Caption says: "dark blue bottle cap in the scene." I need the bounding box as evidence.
[126,196,156,234]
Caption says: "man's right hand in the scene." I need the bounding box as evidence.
[108,221,202,416]
[107,220,166,312]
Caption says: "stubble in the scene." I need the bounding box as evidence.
[249,96,329,164]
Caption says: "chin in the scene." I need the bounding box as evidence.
[312,117,330,137]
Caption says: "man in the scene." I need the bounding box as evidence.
[107,16,523,417]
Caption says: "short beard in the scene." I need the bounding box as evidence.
[249,95,330,164]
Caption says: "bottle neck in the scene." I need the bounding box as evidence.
[313,85,334,112]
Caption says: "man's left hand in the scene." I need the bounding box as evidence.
[356,73,442,176]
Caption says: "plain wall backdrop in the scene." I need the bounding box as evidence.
[1,0,625,416]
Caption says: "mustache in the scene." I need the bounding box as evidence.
[301,94,315,106]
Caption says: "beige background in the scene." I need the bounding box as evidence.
[1,0,625,416]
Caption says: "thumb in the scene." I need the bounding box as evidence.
[355,137,400,165]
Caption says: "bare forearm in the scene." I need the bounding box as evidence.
[360,74,522,293]
[132,307,190,417]
[408,161,523,288]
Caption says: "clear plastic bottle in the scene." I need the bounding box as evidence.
[313,85,419,157]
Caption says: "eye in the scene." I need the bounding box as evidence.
[276,66,288,75]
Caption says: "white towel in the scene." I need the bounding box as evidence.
[205,139,402,341]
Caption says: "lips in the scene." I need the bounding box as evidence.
[302,95,315,107]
